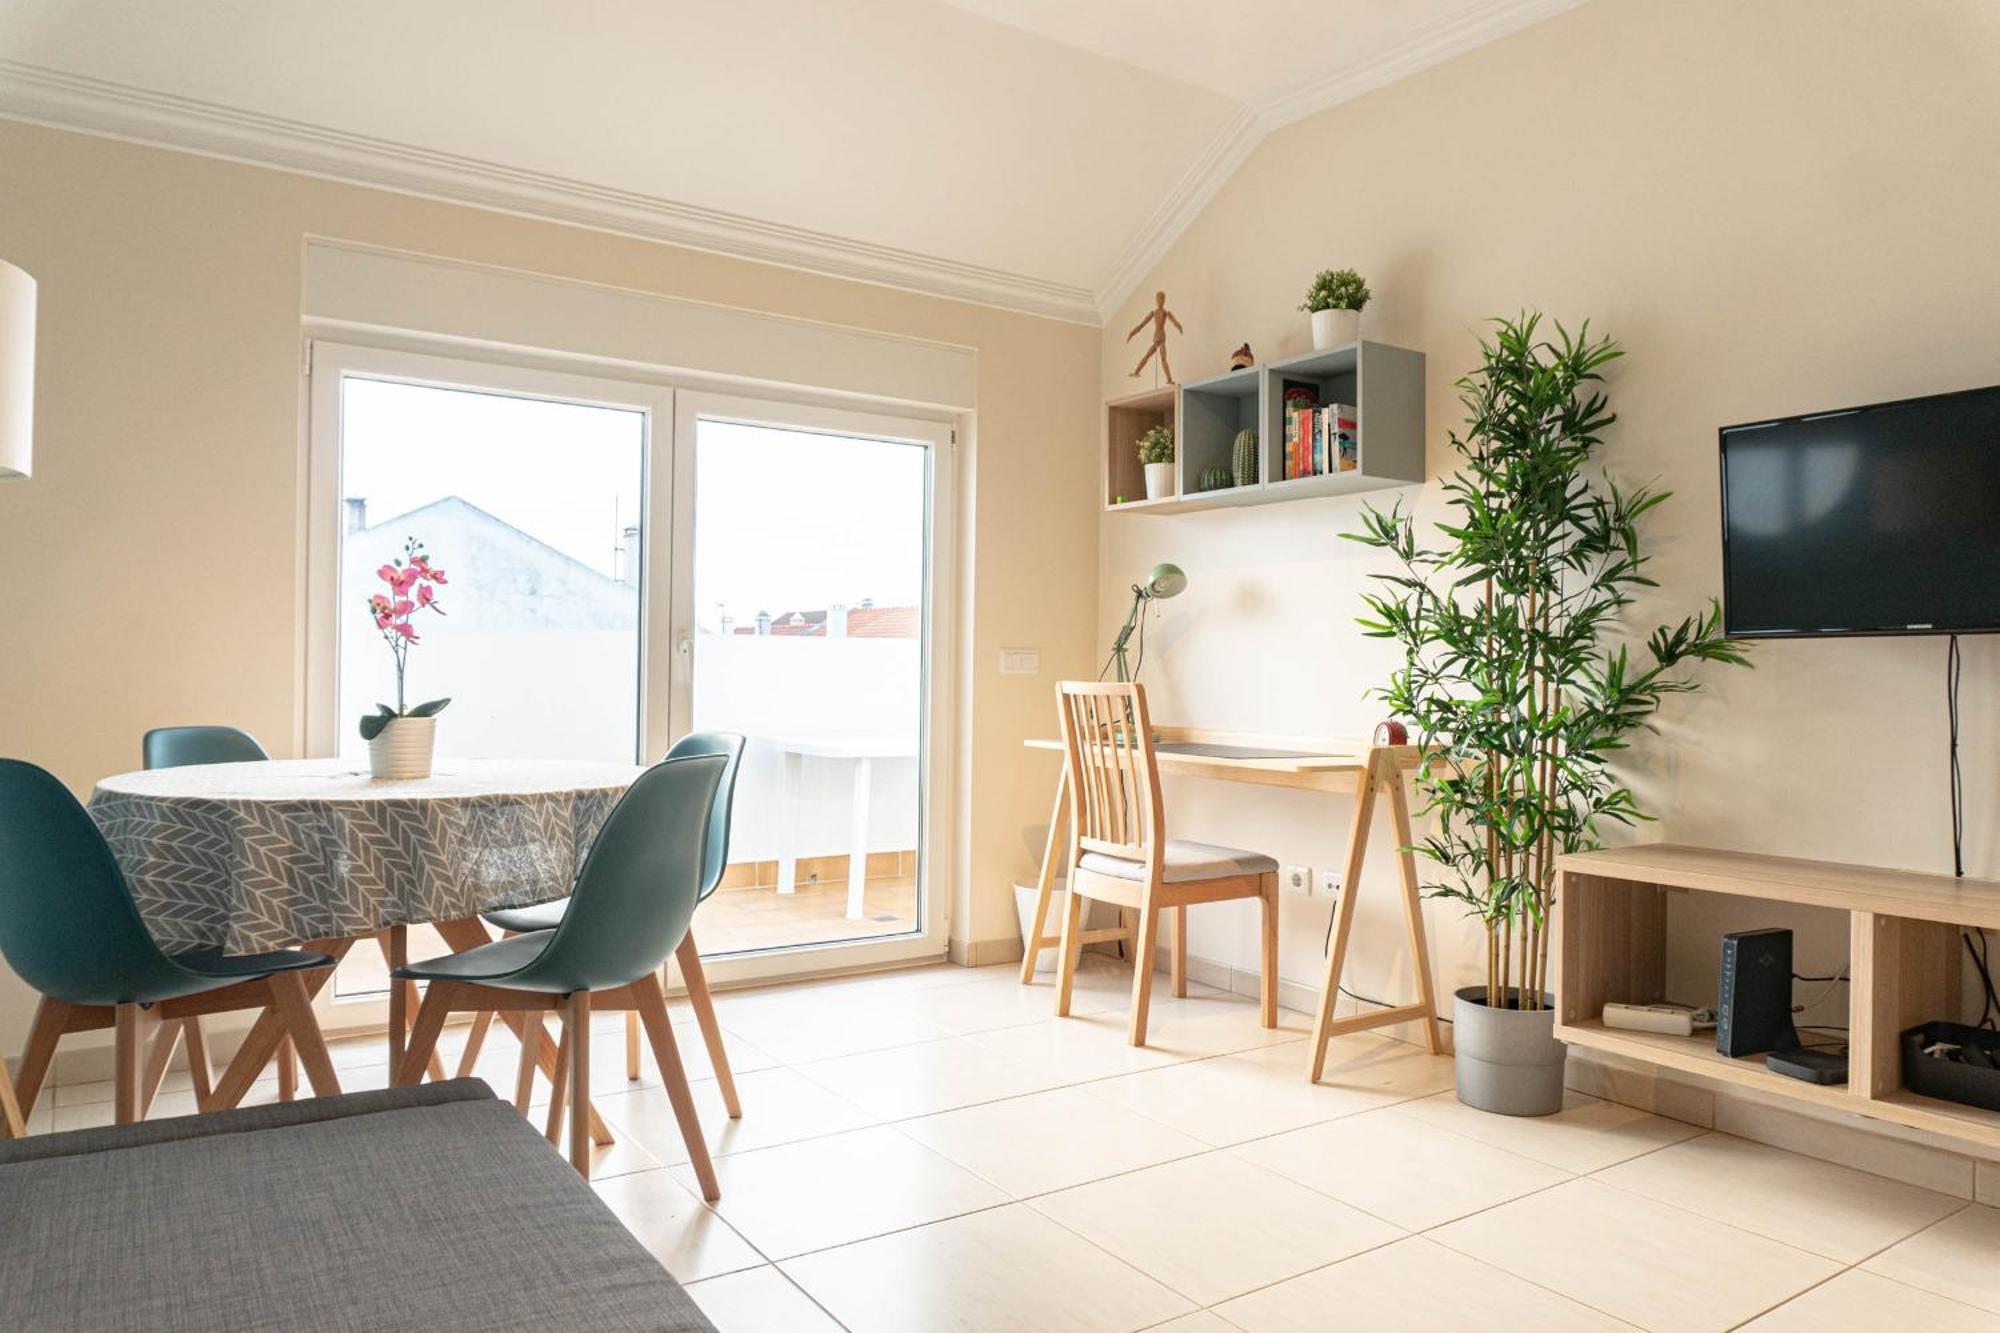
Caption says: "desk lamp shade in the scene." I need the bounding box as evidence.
[0,260,33,481]
[1143,562,1187,600]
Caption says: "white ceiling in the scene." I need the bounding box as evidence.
[0,0,1581,322]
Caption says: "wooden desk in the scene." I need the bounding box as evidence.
[1020,727,1443,1080]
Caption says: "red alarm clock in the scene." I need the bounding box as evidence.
[1372,720,1408,746]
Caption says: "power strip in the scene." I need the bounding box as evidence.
[1602,1002,1715,1037]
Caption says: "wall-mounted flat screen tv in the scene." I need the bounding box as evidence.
[1719,384,2000,638]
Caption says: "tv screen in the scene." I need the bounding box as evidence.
[1719,384,2000,638]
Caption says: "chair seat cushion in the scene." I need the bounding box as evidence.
[1078,839,1279,885]
[170,946,335,979]
[393,929,557,986]
[483,898,570,934]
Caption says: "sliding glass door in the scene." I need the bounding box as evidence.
[308,354,951,1000]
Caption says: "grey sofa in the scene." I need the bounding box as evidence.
[0,1078,714,1332]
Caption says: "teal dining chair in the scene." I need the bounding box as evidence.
[394,752,728,1191]
[141,725,268,770]
[466,732,746,1116]
[141,723,283,1106]
[0,759,341,1132]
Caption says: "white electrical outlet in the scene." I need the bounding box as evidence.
[1318,870,1341,898]
[1284,865,1314,895]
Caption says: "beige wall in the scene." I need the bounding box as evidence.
[1099,0,2000,1020]
[0,120,1100,1051]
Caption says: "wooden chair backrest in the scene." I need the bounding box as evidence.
[1056,681,1164,872]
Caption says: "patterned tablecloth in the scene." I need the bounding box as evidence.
[89,758,644,954]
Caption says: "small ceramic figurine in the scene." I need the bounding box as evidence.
[1229,343,1254,371]
[1126,291,1183,384]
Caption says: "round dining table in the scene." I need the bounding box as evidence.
[87,756,644,1123]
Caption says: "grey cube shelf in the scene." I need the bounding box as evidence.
[1103,340,1426,515]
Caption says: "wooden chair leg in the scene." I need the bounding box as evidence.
[677,933,740,1119]
[1171,905,1188,998]
[139,1018,184,1118]
[456,1011,495,1080]
[0,1057,24,1138]
[545,1024,571,1145]
[633,971,718,1202]
[393,982,454,1088]
[277,1036,297,1102]
[565,992,592,1179]
[1259,873,1279,1029]
[625,1011,640,1082]
[1053,883,1085,1018]
[13,996,68,1120]
[269,971,343,1097]
[1128,905,1161,1048]
[513,1017,542,1113]
[113,1003,157,1125]
[184,1017,215,1112]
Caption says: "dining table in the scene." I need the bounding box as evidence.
[88,756,644,1132]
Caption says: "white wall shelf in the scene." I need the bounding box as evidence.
[1103,340,1426,514]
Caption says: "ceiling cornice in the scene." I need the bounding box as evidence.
[0,58,1103,326]
[1091,0,1587,320]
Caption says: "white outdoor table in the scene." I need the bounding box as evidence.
[764,732,915,919]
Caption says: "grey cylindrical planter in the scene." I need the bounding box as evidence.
[1453,986,1567,1116]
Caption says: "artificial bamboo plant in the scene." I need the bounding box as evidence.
[1347,314,1748,1011]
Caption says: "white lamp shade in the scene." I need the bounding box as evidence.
[0,259,35,480]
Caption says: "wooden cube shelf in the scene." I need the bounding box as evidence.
[1556,844,2000,1155]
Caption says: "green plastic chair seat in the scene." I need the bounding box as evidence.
[169,946,335,980]
[396,753,725,997]
[479,731,744,940]
[480,900,565,935]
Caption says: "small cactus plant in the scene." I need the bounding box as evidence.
[1198,465,1231,492]
[1232,429,1258,488]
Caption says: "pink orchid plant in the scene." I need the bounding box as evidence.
[359,536,451,740]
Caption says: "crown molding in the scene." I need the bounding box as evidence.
[0,59,1102,326]
[1092,0,1587,320]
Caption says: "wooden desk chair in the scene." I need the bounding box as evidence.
[393,753,727,1192]
[1052,682,1281,1046]
[0,759,341,1134]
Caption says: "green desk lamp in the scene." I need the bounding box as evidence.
[1109,562,1186,682]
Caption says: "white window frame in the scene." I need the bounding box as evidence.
[303,345,958,1016]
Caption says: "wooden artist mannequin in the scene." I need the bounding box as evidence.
[1127,291,1182,384]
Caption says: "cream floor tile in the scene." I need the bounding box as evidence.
[901,1084,1207,1197]
[1139,1315,1236,1333]
[1863,1204,2000,1316]
[718,990,956,1064]
[594,1065,876,1166]
[686,1265,845,1333]
[964,1014,1189,1086]
[1214,1236,1628,1333]
[1743,1269,2000,1331]
[782,1202,1194,1333]
[1305,1031,1457,1101]
[909,971,1135,1034]
[1431,1178,1841,1333]
[1977,1160,2000,1208]
[744,961,998,1004]
[675,1124,1007,1258]
[1713,1096,1975,1198]
[1031,1152,1402,1306]
[794,1034,1067,1120]
[592,1167,766,1284]
[1595,1132,1964,1263]
[1395,1089,1703,1173]
[51,1088,203,1131]
[1231,1106,1569,1230]
[1090,1042,1395,1147]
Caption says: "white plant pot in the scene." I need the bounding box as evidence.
[1310,307,1361,350]
[368,715,437,780]
[1143,462,1175,500]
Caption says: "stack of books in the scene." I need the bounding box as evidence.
[1281,387,1357,479]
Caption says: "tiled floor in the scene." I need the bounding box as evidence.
[29,958,2000,1331]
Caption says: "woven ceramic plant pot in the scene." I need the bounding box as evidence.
[368,716,437,780]
[1310,307,1361,350]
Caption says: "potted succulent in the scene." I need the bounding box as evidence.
[361,536,451,779]
[1137,424,1175,500]
[1348,314,1748,1115]
[1302,268,1370,350]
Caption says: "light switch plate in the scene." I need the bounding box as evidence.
[999,647,1040,676]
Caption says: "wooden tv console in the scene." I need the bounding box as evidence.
[1555,844,2000,1155]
